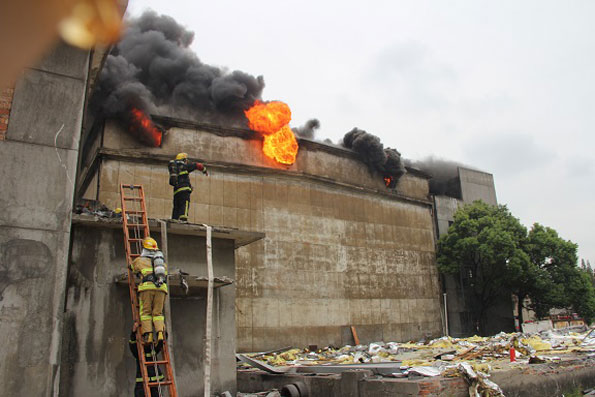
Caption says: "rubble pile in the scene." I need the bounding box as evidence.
[239,327,595,395]
[245,327,594,369]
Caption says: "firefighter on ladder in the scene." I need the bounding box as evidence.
[168,152,208,221]
[132,237,168,344]
[129,323,164,397]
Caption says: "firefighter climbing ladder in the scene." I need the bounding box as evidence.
[120,184,178,397]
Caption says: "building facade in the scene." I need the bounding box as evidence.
[78,117,444,351]
[434,167,514,336]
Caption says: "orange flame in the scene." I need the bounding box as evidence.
[263,126,299,165]
[244,100,291,135]
[384,175,397,189]
[129,107,162,147]
[244,100,299,165]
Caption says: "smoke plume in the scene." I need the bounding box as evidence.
[92,11,265,135]
[292,119,320,139]
[342,128,406,183]
[406,156,476,198]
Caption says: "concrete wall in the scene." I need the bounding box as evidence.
[434,195,460,237]
[86,121,443,351]
[61,222,238,396]
[459,167,497,205]
[434,168,513,336]
[0,42,89,396]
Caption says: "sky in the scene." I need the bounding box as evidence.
[126,0,595,263]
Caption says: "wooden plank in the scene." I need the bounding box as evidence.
[351,326,360,345]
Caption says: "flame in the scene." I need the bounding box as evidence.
[244,100,299,165]
[244,100,291,135]
[129,107,162,147]
[384,176,397,189]
[263,126,299,165]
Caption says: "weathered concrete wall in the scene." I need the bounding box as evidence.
[0,42,89,396]
[434,195,459,237]
[89,122,443,351]
[459,167,498,205]
[61,222,238,396]
[99,120,430,201]
[435,169,513,337]
[434,195,472,337]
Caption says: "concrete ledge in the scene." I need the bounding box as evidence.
[71,213,265,248]
[86,148,434,208]
[115,272,234,296]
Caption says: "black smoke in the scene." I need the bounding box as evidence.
[342,128,406,184]
[406,157,476,198]
[292,119,320,139]
[92,11,265,133]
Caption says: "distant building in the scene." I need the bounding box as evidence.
[433,167,514,336]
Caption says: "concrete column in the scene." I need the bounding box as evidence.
[0,41,89,396]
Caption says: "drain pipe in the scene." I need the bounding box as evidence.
[443,292,449,337]
[203,224,214,397]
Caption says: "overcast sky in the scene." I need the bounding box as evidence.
[127,0,595,263]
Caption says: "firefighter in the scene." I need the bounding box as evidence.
[129,325,164,397]
[168,152,208,221]
[131,237,168,344]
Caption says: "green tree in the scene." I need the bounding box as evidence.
[438,201,595,331]
[437,201,529,334]
[525,224,595,323]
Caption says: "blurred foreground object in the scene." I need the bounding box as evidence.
[0,0,125,87]
[59,0,123,49]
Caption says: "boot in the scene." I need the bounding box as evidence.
[143,332,153,344]
[157,331,164,342]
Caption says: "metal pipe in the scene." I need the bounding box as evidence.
[443,292,449,337]
[159,219,178,385]
[203,225,213,397]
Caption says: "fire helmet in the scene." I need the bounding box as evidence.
[175,152,188,161]
[142,237,158,250]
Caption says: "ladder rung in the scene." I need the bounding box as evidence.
[144,360,169,365]
[128,238,143,241]
[148,380,173,387]
[127,224,144,227]
[126,210,145,214]
[122,197,142,200]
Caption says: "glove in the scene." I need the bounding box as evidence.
[202,167,209,176]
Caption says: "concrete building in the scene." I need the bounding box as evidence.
[434,167,514,336]
[60,216,262,396]
[0,41,264,396]
[0,41,91,396]
[0,31,470,396]
[77,116,444,352]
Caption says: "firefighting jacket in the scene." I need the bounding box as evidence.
[168,160,206,195]
[129,332,164,383]
[131,255,168,293]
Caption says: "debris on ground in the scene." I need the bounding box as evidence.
[238,326,595,396]
[74,200,121,218]
[458,362,505,397]
[237,391,280,397]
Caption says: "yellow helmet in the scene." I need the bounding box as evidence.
[142,237,158,250]
[175,152,188,161]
